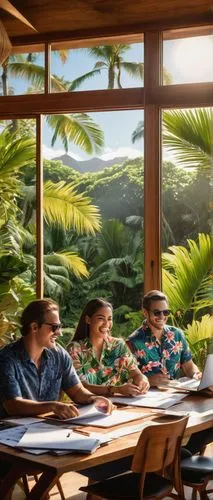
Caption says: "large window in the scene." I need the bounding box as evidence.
[0,25,212,352]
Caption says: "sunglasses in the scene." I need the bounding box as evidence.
[43,322,62,332]
[150,309,171,317]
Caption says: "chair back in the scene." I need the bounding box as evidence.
[131,415,188,497]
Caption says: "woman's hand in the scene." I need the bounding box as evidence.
[119,383,144,397]
[138,375,150,394]
[53,401,79,419]
[148,372,170,387]
[93,396,115,415]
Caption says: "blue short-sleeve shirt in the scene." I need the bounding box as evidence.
[127,322,192,379]
[0,338,79,417]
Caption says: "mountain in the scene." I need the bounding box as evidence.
[52,154,128,173]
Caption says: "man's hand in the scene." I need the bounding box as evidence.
[148,372,170,387]
[52,401,79,419]
[93,396,115,415]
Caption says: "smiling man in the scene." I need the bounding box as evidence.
[127,289,201,387]
[0,299,113,418]
[126,290,213,455]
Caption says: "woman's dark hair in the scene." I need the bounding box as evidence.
[20,299,59,336]
[73,298,113,342]
[142,290,168,311]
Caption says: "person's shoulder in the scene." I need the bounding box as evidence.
[164,324,186,339]
[127,324,147,341]
[109,336,126,347]
[48,344,70,360]
[0,339,21,359]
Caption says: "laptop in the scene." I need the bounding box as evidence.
[168,353,213,392]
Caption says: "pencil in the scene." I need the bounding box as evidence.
[73,428,90,436]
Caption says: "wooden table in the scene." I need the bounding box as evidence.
[0,394,212,500]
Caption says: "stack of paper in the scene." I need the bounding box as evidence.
[16,423,101,453]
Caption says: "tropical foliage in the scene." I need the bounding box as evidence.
[163,108,212,169]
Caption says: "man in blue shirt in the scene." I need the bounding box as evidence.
[0,299,113,419]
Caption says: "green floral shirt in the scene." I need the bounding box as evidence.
[68,336,138,386]
[127,322,192,379]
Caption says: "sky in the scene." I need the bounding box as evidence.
[2,35,213,162]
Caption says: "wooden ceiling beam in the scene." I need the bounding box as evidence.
[10,12,212,47]
[0,0,37,31]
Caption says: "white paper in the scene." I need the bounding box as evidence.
[72,409,143,427]
[16,425,100,452]
[111,392,186,409]
[46,403,109,424]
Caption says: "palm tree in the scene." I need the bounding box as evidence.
[69,45,144,90]
[69,44,172,91]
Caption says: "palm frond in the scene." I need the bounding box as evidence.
[46,114,104,154]
[120,61,144,79]
[8,62,66,92]
[45,251,89,278]
[162,233,213,314]
[163,108,212,168]
[44,180,101,234]
[69,69,102,91]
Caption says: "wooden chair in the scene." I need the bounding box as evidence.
[80,415,188,500]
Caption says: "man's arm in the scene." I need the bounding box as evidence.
[65,383,114,414]
[3,397,79,418]
[182,359,202,379]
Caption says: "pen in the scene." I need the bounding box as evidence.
[73,428,90,436]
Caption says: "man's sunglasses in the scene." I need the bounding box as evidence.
[150,309,171,317]
[43,323,62,332]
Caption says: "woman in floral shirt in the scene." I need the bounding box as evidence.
[68,298,149,397]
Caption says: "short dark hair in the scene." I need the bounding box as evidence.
[142,290,168,311]
[72,298,113,342]
[20,299,59,336]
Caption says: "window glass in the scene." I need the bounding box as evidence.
[163,30,213,85]
[43,109,144,343]
[0,118,36,343]
[51,39,144,92]
[161,107,212,369]
[0,45,45,96]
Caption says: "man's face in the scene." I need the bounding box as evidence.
[143,299,170,331]
[33,308,62,349]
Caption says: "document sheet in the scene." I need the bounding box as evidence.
[111,390,186,409]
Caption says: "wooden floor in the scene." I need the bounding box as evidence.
[12,445,213,500]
